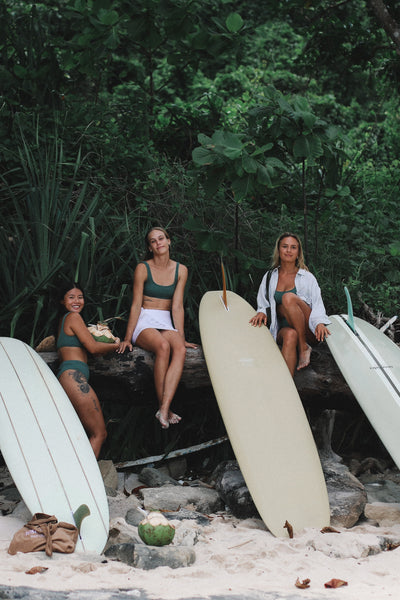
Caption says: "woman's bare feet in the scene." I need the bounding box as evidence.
[297,344,312,370]
[155,410,169,429]
[168,411,182,425]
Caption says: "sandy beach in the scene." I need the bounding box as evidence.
[1,504,400,600]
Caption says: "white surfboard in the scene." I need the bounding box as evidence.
[327,314,400,469]
[199,291,330,537]
[0,337,109,553]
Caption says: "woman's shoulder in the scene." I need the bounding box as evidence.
[135,261,150,276]
[297,269,319,284]
[177,262,188,277]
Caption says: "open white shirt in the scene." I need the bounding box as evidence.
[256,268,331,340]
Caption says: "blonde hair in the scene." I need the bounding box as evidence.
[271,232,308,270]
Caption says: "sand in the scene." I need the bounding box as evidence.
[1,510,400,599]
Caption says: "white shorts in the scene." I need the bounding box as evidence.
[132,308,177,344]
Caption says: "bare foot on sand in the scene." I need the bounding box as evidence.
[297,344,312,371]
[155,410,169,429]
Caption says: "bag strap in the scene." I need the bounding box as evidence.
[265,270,272,304]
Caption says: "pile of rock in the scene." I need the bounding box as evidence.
[2,449,400,571]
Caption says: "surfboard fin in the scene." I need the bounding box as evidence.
[221,260,228,310]
[73,503,91,533]
[344,287,356,333]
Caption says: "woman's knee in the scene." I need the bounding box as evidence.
[281,292,300,309]
[282,327,298,346]
[155,338,171,358]
[175,343,186,362]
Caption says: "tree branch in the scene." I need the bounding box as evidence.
[368,0,400,55]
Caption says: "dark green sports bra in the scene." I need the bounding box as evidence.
[142,261,179,300]
[57,313,82,349]
[274,287,297,305]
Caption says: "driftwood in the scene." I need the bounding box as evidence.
[39,341,357,408]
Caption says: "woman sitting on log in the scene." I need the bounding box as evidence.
[118,226,197,429]
[56,281,120,458]
[249,232,331,376]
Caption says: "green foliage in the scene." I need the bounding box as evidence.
[2,0,400,459]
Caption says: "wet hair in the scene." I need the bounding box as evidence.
[143,226,171,260]
[271,232,308,270]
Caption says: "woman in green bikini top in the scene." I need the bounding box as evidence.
[250,232,330,376]
[118,226,197,430]
[56,282,120,458]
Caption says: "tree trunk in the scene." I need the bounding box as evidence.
[39,342,357,408]
[368,0,400,55]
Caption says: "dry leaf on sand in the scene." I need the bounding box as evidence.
[324,578,348,588]
[321,526,341,534]
[284,520,293,538]
[295,577,311,589]
[25,566,49,575]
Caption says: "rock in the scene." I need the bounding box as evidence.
[322,455,368,528]
[104,542,196,569]
[104,542,136,565]
[167,457,187,480]
[364,502,400,526]
[98,460,119,490]
[11,500,31,521]
[108,491,142,522]
[35,335,56,352]
[126,506,147,527]
[140,485,223,514]
[212,461,258,519]
[104,517,143,552]
[171,520,201,547]
[162,508,211,526]
[363,480,400,504]
[308,529,400,558]
[0,485,22,515]
[139,467,179,487]
[123,472,142,494]
[313,409,368,528]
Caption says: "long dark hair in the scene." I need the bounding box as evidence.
[55,280,84,320]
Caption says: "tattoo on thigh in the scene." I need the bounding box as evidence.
[71,370,90,394]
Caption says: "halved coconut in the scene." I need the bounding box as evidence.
[87,323,118,343]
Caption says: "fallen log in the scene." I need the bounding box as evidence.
[39,341,357,408]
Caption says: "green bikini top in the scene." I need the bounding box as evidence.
[57,313,82,349]
[274,287,297,305]
[142,261,179,300]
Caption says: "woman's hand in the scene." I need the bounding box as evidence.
[249,312,268,327]
[185,341,198,349]
[116,340,133,353]
[315,323,330,342]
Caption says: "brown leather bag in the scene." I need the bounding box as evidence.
[8,513,79,557]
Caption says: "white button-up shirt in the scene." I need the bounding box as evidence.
[256,268,331,340]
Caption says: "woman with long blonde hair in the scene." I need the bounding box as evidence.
[250,232,330,376]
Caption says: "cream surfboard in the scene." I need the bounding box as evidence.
[0,337,109,553]
[327,297,400,470]
[199,290,330,537]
